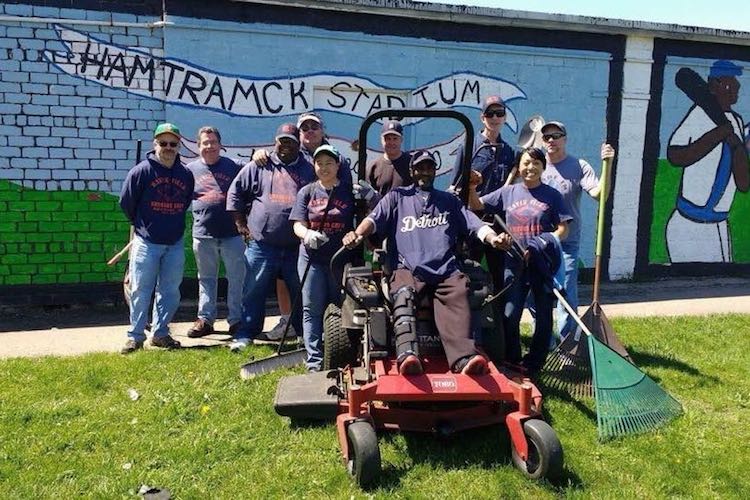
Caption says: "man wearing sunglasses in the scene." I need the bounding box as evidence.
[539,121,615,342]
[119,123,195,354]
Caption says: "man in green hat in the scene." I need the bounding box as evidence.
[119,122,194,354]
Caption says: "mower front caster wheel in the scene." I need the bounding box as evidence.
[346,421,381,487]
[511,419,563,481]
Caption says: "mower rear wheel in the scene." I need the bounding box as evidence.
[511,419,563,481]
[346,421,381,487]
[323,304,360,370]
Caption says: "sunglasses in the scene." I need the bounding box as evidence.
[483,110,506,118]
[542,133,566,141]
[157,141,179,148]
[300,123,321,132]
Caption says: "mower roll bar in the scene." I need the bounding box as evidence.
[357,108,475,205]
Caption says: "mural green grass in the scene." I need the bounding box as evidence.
[0,180,198,286]
[649,159,750,264]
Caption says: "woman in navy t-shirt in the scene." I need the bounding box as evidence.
[469,147,572,376]
[289,145,376,372]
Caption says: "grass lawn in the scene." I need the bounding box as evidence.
[1,314,749,498]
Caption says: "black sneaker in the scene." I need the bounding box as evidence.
[228,323,241,336]
[187,318,214,338]
[150,335,182,349]
[121,339,144,354]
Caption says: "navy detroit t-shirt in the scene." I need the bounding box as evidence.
[366,186,483,284]
[289,181,356,264]
[187,156,243,238]
[480,183,572,261]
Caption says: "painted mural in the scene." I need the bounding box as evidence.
[649,57,750,266]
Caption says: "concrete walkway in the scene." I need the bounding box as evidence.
[1,276,748,359]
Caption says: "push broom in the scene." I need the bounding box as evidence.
[497,217,683,440]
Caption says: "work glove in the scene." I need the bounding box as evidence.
[303,229,329,249]
[353,179,376,202]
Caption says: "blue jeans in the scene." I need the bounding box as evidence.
[298,253,339,371]
[235,240,301,341]
[127,236,185,342]
[503,263,554,373]
[556,243,579,339]
[192,236,246,326]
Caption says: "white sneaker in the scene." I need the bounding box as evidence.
[254,316,297,344]
[228,338,251,352]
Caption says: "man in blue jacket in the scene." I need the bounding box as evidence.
[226,123,316,351]
[119,123,194,354]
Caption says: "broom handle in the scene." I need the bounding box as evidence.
[592,158,611,304]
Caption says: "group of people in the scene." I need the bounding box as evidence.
[118,95,615,378]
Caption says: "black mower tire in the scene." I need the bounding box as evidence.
[323,303,360,370]
[511,419,563,481]
[346,421,381,487]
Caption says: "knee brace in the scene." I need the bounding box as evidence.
[391,286,419,358]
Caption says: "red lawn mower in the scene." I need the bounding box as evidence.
[273,109,562,487]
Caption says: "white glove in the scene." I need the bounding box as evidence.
[303,229,329,249]
[353,179,376,202]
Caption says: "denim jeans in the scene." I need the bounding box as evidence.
[127,235,185,342]
[503,263,554,373]
[192,236,246,326]
[556,242,580,339]
[297,253,339,371]
[235,240,301,340]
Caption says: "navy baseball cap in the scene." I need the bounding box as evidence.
[482,95,505,113]
[541,121,567,136]
[710,60,742,78]
[275,123,299,143]
[381,120,403,137]
[409,150,438,169]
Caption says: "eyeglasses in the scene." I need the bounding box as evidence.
[483,110,506,118]
[300,123,321,132]
[157,141,179,148]
[542,133,566,141]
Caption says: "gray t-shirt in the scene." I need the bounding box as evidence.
[541,155,598,246]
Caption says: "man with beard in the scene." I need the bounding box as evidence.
[119,123,194,354]
[343,150,510,376]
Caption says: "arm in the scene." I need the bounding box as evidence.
[342,218,375,248]
[251,148,270,167]
[589,144,615,201]
[467,170,484,211]
[667,122,734,167]
[293,220,309,240]
[552,221,568,241]
[729,125,749,191]
[118,169,140,224]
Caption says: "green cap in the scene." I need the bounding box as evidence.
[154,122,181,138]
[313,144,340,161]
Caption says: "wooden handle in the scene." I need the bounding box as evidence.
[107,241,132,266]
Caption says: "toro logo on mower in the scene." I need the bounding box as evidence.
[431,376,457,392]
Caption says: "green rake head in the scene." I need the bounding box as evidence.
[590,336,683,440]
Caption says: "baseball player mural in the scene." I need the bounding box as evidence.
[666,60,749,263]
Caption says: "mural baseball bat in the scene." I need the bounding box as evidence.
[674,67,729,128]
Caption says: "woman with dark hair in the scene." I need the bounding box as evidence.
[468,147,572,376]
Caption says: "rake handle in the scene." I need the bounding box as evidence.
[592,157,611,304]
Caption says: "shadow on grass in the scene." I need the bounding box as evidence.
[373,423,582,491]
[626,348,718,382]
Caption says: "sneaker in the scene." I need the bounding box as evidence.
[121,339,144,355]
[228,338,251,352]
[150,335,181,349]
[398,354,423,376]
[228,323,241,336]
[187,318,214,338]
[254,316,296,345]
[455,355,489,375]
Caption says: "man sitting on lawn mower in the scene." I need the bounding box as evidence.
[342,150,511,376]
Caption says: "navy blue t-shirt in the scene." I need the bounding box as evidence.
[187,156,243,238]
[480,183,572,263]
[119,152,194,245]
[226,153,315,248]
[452,131,515,196]
[289,182,356,264]
[367,186,483,284]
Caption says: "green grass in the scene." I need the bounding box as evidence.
[2,314,749,498]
